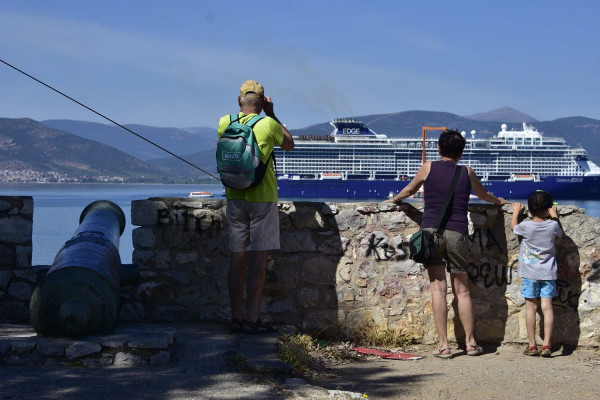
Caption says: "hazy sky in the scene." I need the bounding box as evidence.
[1,0,598,129]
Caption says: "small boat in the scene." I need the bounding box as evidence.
[189,191,214,198]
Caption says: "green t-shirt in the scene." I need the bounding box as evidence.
[217,113,284,202]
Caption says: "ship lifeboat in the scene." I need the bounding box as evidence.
[189,191,214,198]
[321,173,343,180]
[509,174,538,182]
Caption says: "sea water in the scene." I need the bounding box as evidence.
[2,182,599,265]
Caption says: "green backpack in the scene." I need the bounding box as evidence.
[216,113,273,189]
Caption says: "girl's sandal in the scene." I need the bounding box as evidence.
[523,345,540,356]
[540,345,552,358]
[466,342,483,356]
[433,346,453,359]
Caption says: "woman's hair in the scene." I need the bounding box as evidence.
[438,128,466,159]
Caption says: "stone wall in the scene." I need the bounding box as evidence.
[128,198,600,348]
[0,196,35,323]
[1,196,599,348]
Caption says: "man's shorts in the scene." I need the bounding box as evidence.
[225,200,280,252]
[422,228,470,274]
[521,277,557,299]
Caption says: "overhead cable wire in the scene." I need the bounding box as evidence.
[0,58,221,182]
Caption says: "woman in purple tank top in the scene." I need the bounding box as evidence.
[385,129,507,359]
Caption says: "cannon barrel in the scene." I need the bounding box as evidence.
[30,200,129,337]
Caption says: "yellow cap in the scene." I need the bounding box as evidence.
[239,80,264,98]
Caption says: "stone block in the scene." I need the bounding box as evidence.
[0,270,11,289]
[65,342,102,359]
[114,352,146,366]
[280,231,316,252]
[0,200,11,212]
[150,351,170,365]
[318,237,344,255]
[131,200,168,226]
[289,206,324,229]
[0,301,29,322]
[301,256,337,285]
[0,244,14,267]
[10,340,36,353]
[12,268,36,283]
[119,302,146,321]
[334,209,367,231]
[132,227,156,248]
[128,335,170,349]
[21,198,34,215]
[137,281,174,302]
[268,298,295,313]
[0,218,32,243]
[15,246,31,268]
[174,252,198,265]
[37,340,67,357]
[8,281,32,301]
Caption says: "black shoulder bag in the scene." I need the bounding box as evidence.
[409,165,463,263]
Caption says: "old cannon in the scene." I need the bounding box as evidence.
[30,200,138,337]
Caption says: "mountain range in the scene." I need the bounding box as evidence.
[1,107,599,183]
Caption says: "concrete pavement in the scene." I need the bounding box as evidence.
[0,322,364,399]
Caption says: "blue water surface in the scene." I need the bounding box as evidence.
[2,182,599,265]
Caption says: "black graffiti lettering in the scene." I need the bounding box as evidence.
[468,262,512,288]
[382,243,397,259]
[157,208,170,225]
[195,214,207,234]
[365,234,410,261]
[485,228,502,251]
[366,234,383,261]
[468,262,480,282]
[179,210,189,231]
[395,242,410,260]
[469,229,483,250]
[468,228,503,252]
[556,279,581,310]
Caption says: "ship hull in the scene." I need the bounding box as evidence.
[276,176,600,200]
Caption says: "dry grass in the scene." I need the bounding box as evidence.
[278,327,413,377]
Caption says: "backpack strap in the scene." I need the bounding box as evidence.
[228,113,262,127]
[245,114,263,127]
[229,112,240,124]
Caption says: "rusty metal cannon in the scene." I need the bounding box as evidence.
[30,200,138,337]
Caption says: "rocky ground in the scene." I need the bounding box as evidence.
[298,342,600,400]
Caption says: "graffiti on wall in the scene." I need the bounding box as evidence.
[156,209,220,235]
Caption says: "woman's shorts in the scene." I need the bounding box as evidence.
[422,228,470,274]
[521,277,557,299]
[225,200,280,252]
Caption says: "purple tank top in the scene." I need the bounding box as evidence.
[421,161,471,235]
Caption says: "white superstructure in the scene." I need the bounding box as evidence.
[274,120,600,181]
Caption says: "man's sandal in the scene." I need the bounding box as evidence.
[523,345,540,356]
[230,318,244,334]
[466,342,483,356]
[540,345,552,358]
[242,319,278,334]
[433,346,453,359]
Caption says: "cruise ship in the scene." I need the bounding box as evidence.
[273,119,600,200]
